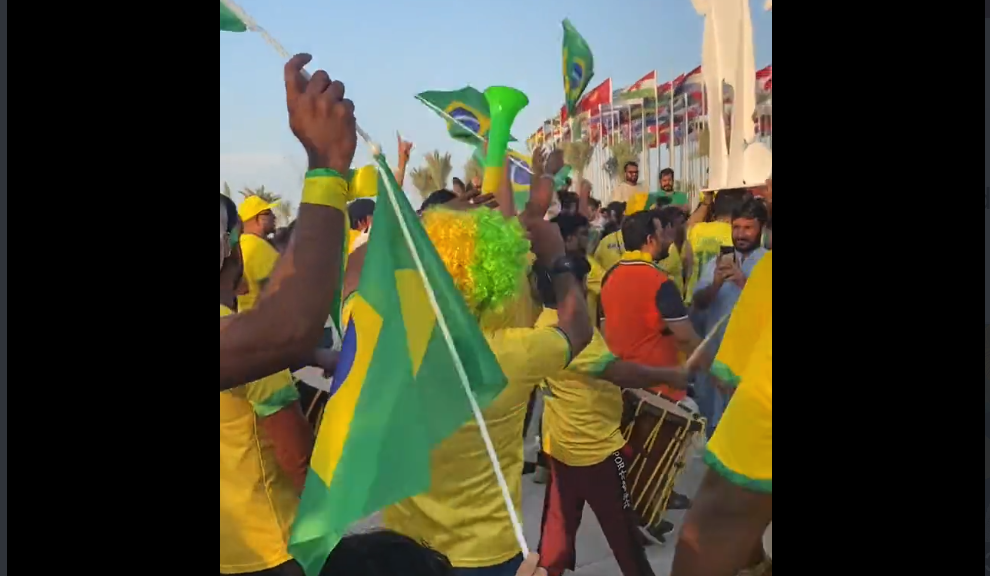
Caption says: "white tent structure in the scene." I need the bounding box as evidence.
[693,0,770,190]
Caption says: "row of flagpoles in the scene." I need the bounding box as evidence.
[529,66,771,203]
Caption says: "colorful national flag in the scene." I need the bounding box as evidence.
[680,66,703,94]
[507,151,532,209]
[579,78,612,115]
[620,71,657,101]
[288,155,508,575]
[562,19,594,115]
[416,87,516,145]
[219,2,247,31]
[757,65,771,93]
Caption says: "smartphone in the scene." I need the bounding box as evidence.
[719,246,736,265]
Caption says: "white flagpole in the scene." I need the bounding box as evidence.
[220,0,379,155]
[373,157,530,557]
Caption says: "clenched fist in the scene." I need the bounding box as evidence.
[284,54,356,174]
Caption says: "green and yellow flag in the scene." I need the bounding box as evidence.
[219,2,247,31]
[562,19,594,115]
[288,155,508,575]
[417,87,516,145]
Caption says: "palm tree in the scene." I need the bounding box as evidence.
[464,157,483,186]
[239,185,280,203]
[603,141,639,183]
[410,167,437,198]
[563,141,593,185]
[273,201,294,225]
[424,151,453,190]
[409,151,453,198]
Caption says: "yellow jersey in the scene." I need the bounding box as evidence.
[538,310,625,467]
[219,305,301,573]
[383,326,572,567]
[238,234,280,312]
[705,253,771,492]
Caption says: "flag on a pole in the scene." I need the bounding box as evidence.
[620,71,657,101]
[562,19,594,115]
[288,156,508,575]
[757,65,771,92]
[219,2,247,31]
[416,88,516,145]
[578,79,612,115]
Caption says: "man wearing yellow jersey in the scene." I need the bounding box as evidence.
[238,196,281,311]
[671,253,771,576]
[383,151,594,576]
[220,53,364,572]
[532,268,690,576]
[221,195,321,575]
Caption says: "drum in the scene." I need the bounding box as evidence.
[622,389,706,533]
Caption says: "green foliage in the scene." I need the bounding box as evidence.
[238,185,280,203]
[563,141,593,176]
[603,141,640,182]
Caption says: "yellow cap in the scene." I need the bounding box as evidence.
[238,196,278,221]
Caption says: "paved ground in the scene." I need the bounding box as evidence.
[353,452,708,574]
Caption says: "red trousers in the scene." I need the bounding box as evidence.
[538,446,655,575]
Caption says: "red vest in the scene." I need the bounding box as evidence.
[601,261,684,400]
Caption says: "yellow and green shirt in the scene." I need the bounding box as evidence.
[383,325,572,568]
[538,310,625,467]
[704,253,771,493]
[219,305,302,573]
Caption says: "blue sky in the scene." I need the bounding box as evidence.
[220,0,771,206]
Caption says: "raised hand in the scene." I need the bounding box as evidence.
[397,133,414,162]
[523,147,561,222]
[284,54,356,174]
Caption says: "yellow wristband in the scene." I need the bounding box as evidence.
[302,170,348,212]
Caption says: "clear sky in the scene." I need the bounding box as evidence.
[220,0,771,206]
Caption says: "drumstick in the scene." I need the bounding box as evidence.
[686,313,730,369]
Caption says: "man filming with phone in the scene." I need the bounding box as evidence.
[692,197,769,435]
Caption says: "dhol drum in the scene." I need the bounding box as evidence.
[621,389,706,534]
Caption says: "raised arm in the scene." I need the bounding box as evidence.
[522,148,592,354]
[220,54,356,391]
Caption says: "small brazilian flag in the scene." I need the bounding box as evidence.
[417,87,516,145]
[507,151,533,210]
[562,19,594,115]
[288,155,508,575]
[219,2,247,31]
